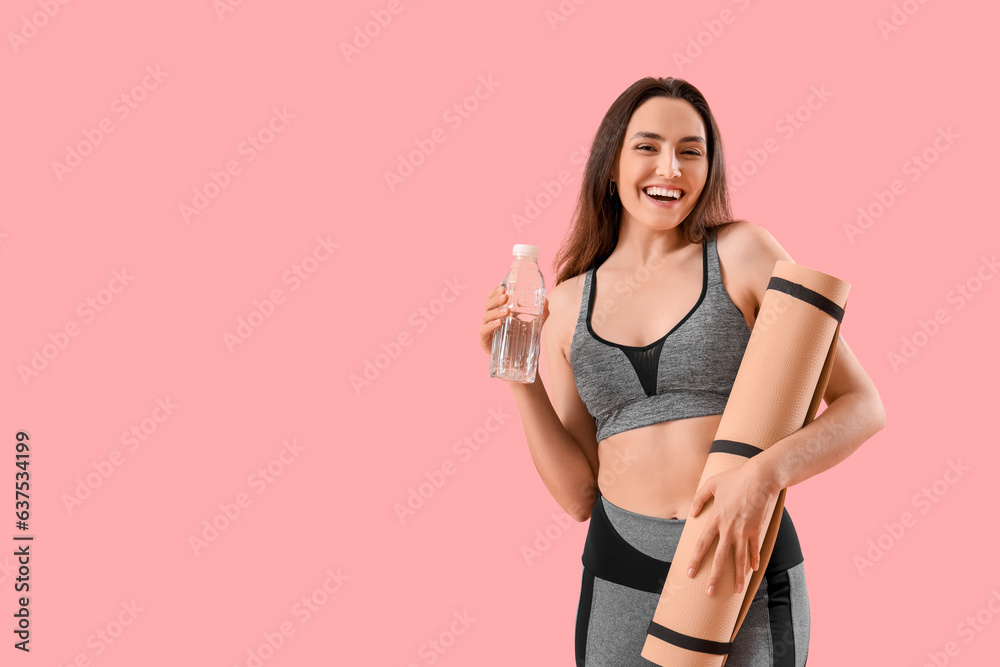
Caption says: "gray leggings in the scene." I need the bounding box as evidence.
[576,492,810,666]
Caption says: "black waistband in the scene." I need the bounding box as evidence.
[581,490,802,593]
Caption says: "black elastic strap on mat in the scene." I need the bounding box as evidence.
[709,440,763,458]
[767,276,845,322]
[647,620,733,655]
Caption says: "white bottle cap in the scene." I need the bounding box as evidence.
[512,244,540,260]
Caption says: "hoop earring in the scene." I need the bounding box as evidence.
[609,180,617,197]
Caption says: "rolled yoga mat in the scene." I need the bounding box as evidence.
[640,260,850,667]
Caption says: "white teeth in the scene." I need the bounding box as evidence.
[644,186,683,199]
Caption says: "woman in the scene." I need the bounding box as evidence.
[478,77,885,666]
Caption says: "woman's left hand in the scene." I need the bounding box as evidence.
[685,461,780,596]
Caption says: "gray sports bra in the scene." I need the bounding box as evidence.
[569,233,752,443]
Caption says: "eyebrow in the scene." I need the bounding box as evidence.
[630,131,706,144]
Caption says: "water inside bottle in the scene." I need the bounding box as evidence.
[490,302,542,383]
[490,247,544,383]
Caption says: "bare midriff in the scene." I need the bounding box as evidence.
[596,414,723,520]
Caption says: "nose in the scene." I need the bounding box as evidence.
[656,150,682,178]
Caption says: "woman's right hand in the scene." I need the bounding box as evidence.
[479,285,549,355]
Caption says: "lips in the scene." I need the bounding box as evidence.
[643,185,684,202]
[642,186,685,207]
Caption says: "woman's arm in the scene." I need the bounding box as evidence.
[749,333,886,490]
[685,222,885,595]
[736,222,886,488]
[484,280,600,522]
[508,370,600,522]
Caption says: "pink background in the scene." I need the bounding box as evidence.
[2,1,998,665]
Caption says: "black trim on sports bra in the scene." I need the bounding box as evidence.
[586,240,709,350]
[584,242,709,396]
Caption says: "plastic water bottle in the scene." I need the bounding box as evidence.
[490,244,546,383]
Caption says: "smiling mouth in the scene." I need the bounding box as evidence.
[643,186,684,203]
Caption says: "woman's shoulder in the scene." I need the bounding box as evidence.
[546,269,588,348]
[715,221,793,266]
[714,220,777,253]
[713,221,795,308]
[548,269,587,325]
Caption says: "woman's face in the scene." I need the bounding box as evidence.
[612,96,709,233]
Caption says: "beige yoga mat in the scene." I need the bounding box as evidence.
[640,260,850,667]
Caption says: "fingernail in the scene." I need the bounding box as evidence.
[736,582,743,594]
[707,585,714,596]
[687,568,695,577]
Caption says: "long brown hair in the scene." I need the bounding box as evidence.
[552,76,745,286]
